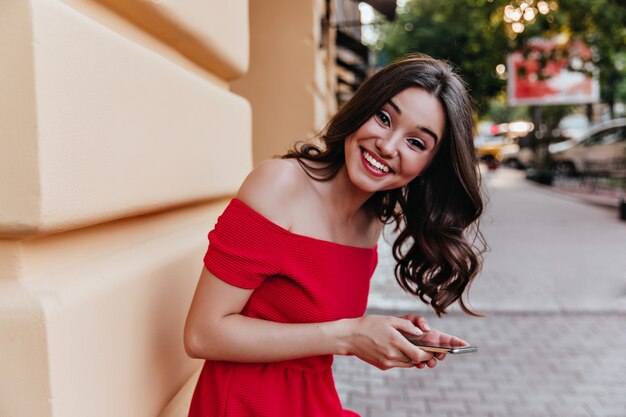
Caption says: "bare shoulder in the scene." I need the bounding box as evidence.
[236,158,310,229]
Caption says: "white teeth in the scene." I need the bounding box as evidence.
[363,150,390,173]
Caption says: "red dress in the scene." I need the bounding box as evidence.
[188,198,378,417]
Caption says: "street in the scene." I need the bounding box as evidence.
[334,167,626,417]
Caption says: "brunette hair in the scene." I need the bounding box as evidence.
[284,54,485,316]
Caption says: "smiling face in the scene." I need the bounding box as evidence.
[344,87,446,193]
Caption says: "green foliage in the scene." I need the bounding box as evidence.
[611,52,626,106]
[376,0,626,117]
[376,0,510,115]
[487,94,529,123]
[618,77,626,105]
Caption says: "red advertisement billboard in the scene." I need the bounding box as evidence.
[507,37,600,106]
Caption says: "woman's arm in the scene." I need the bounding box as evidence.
[184,267,439,368]
[184,267,344,362]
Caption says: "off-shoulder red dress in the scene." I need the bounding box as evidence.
[188,198,378,417]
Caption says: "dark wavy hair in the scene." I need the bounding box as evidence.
[283,54,486,316]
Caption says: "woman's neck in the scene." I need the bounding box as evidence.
[320,164,375,223]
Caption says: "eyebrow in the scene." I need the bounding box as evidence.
[386,99,440,145]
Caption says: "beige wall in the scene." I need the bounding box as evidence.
[0,0,342,415]
[231,0,336,165]
[0,0,250,416]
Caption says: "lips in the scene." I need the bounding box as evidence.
[360,148,393,176]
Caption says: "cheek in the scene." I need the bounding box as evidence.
[352,118,379,137]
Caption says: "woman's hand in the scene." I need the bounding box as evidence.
[342,315,434,370]
[399,314,470,367]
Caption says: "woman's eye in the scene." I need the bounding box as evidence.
[375,110,391,127]
[407,138,426,151]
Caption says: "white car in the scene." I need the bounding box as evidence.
[501,145,535,169]
[550,118,626,177]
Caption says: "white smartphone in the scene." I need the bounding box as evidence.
[402,333,477,354]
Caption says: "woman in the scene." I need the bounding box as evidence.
[184,54,484,417]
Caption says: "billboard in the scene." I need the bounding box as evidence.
[507,37,600,106]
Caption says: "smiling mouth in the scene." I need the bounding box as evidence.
[361,148,393,174]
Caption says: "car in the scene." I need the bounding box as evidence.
[474,120,534,166]
[474,134,512,163]
[556,113,590,142]
[501,145,535,169]
[550,118,626,177]
[547,114,591,154]
[500,134,537,169]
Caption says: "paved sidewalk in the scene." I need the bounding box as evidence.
[333,168,626,417]
[334,311,626,417]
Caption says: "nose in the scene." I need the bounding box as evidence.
[375,133,401,158]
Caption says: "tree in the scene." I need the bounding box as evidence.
[376,0,510,115]
[377,0,626,117]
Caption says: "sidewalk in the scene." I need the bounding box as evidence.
[551,175,626,209]
[333,168,626,417]
[334,311,626,417]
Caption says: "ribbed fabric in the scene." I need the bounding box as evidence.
[189,198,377,417]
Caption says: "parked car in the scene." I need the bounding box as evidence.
[550,118,626,177]
[555,113,590,142]
[547,114,591,154]
[500,134,535,169]
[501,146,535,169]
[501,135,560,170]
[474,134,516,163]
[475,120,535,169]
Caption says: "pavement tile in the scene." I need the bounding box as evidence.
[465,401,510,415]
[439,390,482,403]
[424,398,468,414]
[545,404,595,417]
[362,404,386,417]
[387,401,428,415]
[349,392,386,407]
[334,169,626,417]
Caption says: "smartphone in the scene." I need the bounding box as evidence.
[402,333,477,354]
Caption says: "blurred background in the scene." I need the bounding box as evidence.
[1,1,624,416]
[372,0,626,205]
[340,2,626,416]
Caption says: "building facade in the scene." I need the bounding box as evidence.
[0,1,392,415]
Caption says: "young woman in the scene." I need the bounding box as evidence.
[184,55,484,417]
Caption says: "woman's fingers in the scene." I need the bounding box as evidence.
[414,316,431,332]
[393,317,424,337]
[391,316,441,368]
[353,315,462,371]
[410,356,438,369]
[399,314,431,332]
[374,353,429,370]
[404,344,434,365]
[396,353,436,370]
[399,316,469,349]
[417,329,469,348]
